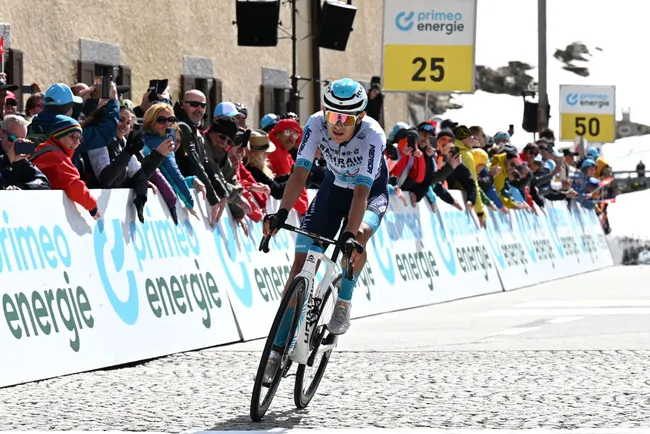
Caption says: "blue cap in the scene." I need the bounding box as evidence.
[44,83,83,106]
[260,113,279,131]
[214,101,240,118]
[581,158,597,169]
[388,122,409,142]
[586,147,599,159]
[494,131,511,143]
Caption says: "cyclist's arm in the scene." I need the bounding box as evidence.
[346,131,386,235]
[278,116,318,211]
[345,184,370,235]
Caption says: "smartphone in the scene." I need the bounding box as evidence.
[14,140,36,155]
[156,79,168,95]
[148,79,158,93]
[101,75,112,99]
[165,127,176,146]
[450,145,460,157]
[92,76,102,99]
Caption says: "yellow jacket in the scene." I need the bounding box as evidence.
[488,153,517,209]
[456,140,486,216]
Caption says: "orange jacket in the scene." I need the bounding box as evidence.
[32,139,98,213]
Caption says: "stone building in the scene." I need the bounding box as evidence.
[0,0,408,128]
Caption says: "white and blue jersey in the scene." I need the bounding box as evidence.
[293,112,390,254]
[295,112,387,189]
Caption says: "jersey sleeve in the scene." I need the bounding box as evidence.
[294,116,319,172]
[355,128,386,188]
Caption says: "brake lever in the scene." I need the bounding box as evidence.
[259,235,271,253]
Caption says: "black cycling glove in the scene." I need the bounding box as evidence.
[339,231,357,255]
[264,208,290,233]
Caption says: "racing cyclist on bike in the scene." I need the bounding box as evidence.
[262,78,389,382]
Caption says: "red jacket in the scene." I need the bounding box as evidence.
[235,164,263,222]
[32,139,98,213]
[267,119,309,215]
[389,137,426,185]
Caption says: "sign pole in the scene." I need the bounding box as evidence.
[424,93,429,122]
[537,0,548,133]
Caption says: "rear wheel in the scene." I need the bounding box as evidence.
[294,275,340,408]
[250,277,307,422]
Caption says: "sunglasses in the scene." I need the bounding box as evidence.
[2,129,18,142]
[156,116,176,124]
[5,99,17,107]
[184,101,207,109]
[219,134,234,146]
[324,110,359,127]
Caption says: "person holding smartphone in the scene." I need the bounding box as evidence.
[0,115,51,190]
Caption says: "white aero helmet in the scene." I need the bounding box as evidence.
[322,78,368,114]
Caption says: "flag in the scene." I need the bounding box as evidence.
[0,36,4,57]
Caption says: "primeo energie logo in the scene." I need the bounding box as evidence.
[94,209,225,330]
[0,211,94,352]
[395,9,465,35]
[565,92,611,109]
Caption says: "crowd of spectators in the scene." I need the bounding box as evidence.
[0,71,612,234]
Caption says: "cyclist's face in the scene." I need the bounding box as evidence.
[326,112,364,144]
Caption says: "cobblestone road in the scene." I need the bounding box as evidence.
[1,350,649,432]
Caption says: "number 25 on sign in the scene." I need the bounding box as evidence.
[383,45,474,92]
[560,113,615,143]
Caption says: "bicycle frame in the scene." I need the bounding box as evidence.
[288,246,341,366]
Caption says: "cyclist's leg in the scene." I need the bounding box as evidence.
[329,183,389,334]
[272,174,342,348]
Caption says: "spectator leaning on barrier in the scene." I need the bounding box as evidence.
[488,144,528,210]
[31,115,101,220]
[28,83,83,145]
[229,128,265,223]
[204,116,250,227]
[472,147,504,212]
[0,115,50,190]
[451,125,488,226]
[142,102,204,219]
[175,89,229,226]
[245,129,289,202]
[84,101,169,223]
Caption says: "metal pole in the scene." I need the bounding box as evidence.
[424,93,429,122]
[537,0,548,134]
[290,0,299,115]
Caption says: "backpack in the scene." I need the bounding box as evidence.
[29,144,65,163]
[26,124,50,149]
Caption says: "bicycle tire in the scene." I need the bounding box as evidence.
[250,276,307,422]
[294,275,341,408]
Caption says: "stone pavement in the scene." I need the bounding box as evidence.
[1,267,649,432]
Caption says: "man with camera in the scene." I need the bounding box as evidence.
[0,115,50,190]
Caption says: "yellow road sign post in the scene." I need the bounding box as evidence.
[559,85,616,144]
[381,0,477,93]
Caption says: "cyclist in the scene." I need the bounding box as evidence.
[262,78,388,381]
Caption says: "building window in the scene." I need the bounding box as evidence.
[77,61,132,100]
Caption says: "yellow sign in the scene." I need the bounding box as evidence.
[560,113,615,144]
[382,44,474,92]
[381,0,477,93]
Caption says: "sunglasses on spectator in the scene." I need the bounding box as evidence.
[156,116,176,124]
[184,101,207,109]
[5,99,17,107]
[2,129,18,142]
[219,134,234,146]
[324,110,359,127]
[283,129,299,140]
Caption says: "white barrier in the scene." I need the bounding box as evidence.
[0,187,612,387]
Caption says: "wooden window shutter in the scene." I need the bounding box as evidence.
[7,49,24,112]
[261,85,275,115]
[181,75,196,99]
[77,60,95,86]
[274,87,290,115]
[118,65,132,100]
[208,78,223,125]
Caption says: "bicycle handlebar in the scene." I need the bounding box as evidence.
[259,223,363,280]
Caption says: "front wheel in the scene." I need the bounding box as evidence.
[294,275,340,408]
[250,276,307,422]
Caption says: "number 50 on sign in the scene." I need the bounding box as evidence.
[559,85,616,143]
[381,0,477,93]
